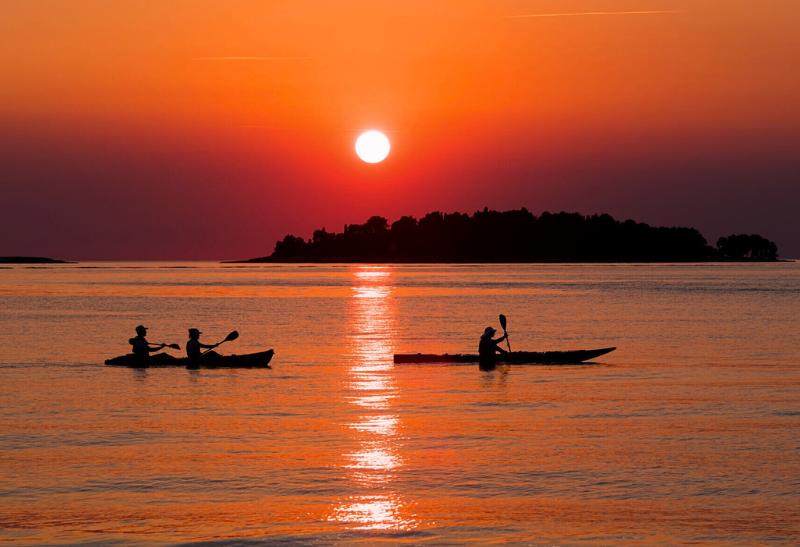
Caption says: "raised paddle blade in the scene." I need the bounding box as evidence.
[201,331,239,356]
[498,314,511,351]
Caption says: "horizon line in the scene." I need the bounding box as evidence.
[504,10,680,19]
[194,56,312,61]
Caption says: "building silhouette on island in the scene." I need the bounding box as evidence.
[242,209,779,263]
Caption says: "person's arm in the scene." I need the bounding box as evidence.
[146,343,166,352]
[199,342,218,349]
[494,335,509,354]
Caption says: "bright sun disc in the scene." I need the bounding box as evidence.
[355,131,391,164]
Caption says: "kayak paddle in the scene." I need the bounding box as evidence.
[499,314,511,352]
[131,337,180,351]
[202,330,239,355]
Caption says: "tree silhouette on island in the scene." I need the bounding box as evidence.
[241,209,780,263]
[0,257,71,264]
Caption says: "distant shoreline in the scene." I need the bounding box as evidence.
[0,257,793,265]
[229,257,787,264]
[0,256,72,264]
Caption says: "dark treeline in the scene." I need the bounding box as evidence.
[0,256,70,264]
[245,209,779,262]
[716,234,778,261]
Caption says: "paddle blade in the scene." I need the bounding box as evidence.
[168,343,181,350]
[225,330,239,342]
[499,314,511,352]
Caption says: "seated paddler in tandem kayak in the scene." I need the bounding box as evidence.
[186,328,222,366]
[479,326,509,371]
[129,325,177,367]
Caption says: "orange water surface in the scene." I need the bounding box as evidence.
[1,263,799,544]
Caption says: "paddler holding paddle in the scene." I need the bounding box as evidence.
[186,328,222,362]
[478,323,509,371]
[185,329,240,368]
[130,325,177,366]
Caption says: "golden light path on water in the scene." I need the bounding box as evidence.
[329,266,417,531]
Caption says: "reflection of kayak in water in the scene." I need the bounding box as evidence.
[104,349,275,368]
[393,347,616,364]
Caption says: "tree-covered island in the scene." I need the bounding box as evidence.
[0,257,71,264]
[240,209,779,263]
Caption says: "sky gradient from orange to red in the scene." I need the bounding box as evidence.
[1,1,798,259]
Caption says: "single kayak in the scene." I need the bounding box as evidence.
[393,347,616,364]
[105,349,275,368]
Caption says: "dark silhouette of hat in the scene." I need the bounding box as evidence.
[135,325,147,334]
[188,328,202,335]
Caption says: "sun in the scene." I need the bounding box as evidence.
[355,130,391,164]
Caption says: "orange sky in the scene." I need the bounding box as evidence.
[1,1,798,259]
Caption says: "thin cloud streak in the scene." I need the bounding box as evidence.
[195,56,312,61]
[505,10,679,19]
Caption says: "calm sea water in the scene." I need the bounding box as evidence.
[1,263,799,545]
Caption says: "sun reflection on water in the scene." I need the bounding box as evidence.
[329,266,417,532]
[346,393,395,409]
[346,444,400,472]
[330,495,417,531]
[351,414,398,435]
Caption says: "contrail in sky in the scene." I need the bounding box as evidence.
[505,10,679,19]
[195,56,312,61]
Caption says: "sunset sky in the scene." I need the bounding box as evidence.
[1,1,798,259]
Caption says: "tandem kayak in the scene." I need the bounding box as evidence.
[105,349,275,368]
[393,347,616,365]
